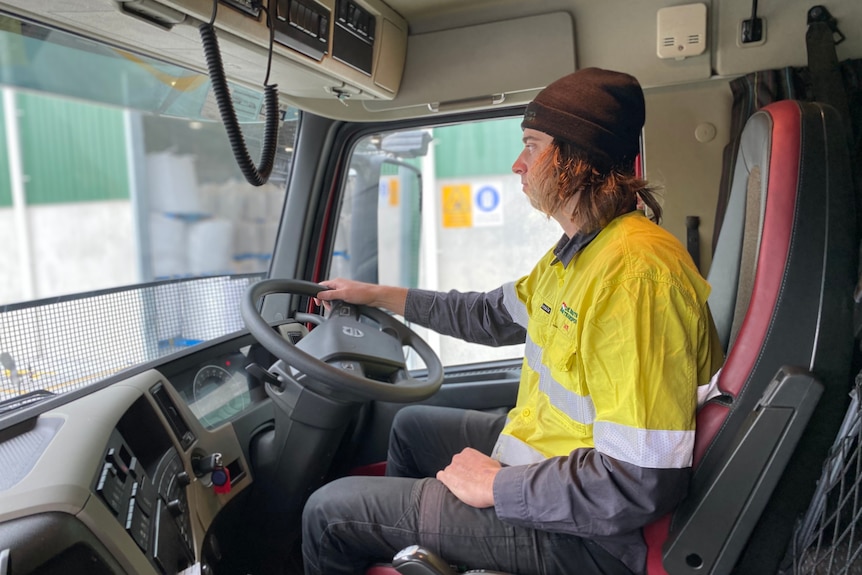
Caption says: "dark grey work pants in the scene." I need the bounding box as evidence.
[301,405,633,575]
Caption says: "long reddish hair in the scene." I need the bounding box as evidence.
[529,139,662,232]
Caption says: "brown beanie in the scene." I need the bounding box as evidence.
[521,68,645,171]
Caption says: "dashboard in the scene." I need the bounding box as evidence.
[0,317,522,574]
[0,332,276,575]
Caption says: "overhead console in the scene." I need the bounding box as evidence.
[115,0,407,102]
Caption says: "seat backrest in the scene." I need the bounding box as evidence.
[646,100,857,574]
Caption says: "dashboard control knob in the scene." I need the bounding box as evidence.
[166,498,185,518]
[176,471,191,487]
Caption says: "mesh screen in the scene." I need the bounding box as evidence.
[792,378,862,574]
[0,275,262,402]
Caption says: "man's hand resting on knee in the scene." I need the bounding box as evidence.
[436,447,501,508]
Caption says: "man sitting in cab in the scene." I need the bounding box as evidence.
[304,67,724,575]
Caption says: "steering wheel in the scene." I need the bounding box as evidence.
[241,279,444,403]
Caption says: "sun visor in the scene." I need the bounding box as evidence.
[364,12,576,114]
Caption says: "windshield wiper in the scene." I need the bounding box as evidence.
[0,390,56,414]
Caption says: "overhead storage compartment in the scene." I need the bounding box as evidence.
[112,0,408,102]
[140,0,407,100]
[364,12,576,114]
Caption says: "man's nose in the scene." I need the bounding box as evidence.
[512,153,526,174]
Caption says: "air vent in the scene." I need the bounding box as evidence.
[656,3,707,60]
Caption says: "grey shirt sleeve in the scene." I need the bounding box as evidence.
[493,448,690,537]
[403,287,527,347]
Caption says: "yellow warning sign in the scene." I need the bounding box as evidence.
[387,177,400,207]
[442,184,472,228]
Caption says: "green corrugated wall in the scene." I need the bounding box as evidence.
[433,118,522,178]
[1,92,129,206]
[377,119,521,180]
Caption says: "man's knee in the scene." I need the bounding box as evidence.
[391,404,431,435]
[303,476,423,574]
[391,404,449,446]
[304,476,411,531]
[302,477,368,574]
[388,405,436,477]
[390,405,427,447]
[303,478,354,542]
[304,478,353,516]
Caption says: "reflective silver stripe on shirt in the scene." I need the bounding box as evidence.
[493,422,693,468]
[593,421,694,469]
[524,333,596,425]
[502,281,529,328]
[491,432,547,466]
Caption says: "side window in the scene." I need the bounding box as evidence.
[331,117,560,367]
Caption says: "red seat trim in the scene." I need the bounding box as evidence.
[349,461,387,476]
[717,100,802,411]
[646,100,803,574]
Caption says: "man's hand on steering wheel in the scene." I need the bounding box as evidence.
[316,278,409,317]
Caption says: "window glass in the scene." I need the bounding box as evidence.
[332,118,560,367]
[0,15,297,402]
[0,17,298,306]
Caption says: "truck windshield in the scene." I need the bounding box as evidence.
[0,14,297,405]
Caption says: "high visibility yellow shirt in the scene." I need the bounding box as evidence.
[491,211,724,469]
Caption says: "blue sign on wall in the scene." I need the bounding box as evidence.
[475,185,500,212]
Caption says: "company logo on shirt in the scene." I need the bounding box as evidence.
[560,302,578,324]
[541,303,552,314]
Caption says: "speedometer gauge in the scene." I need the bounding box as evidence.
[190,365,251,428]
[193,365,232,402]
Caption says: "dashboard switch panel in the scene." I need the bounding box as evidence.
[94,426,194,573]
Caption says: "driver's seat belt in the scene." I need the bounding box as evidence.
[806,6,862,337]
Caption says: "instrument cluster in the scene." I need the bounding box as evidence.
[166,340,269,431]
